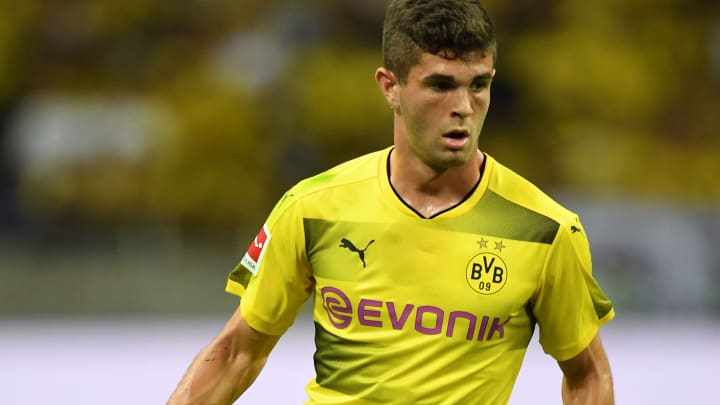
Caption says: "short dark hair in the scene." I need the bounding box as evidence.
[382,0,496,84]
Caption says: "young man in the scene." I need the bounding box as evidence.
[168,1,615,404]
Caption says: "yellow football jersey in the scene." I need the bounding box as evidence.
[227,147,614,404]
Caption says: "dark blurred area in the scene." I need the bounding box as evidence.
[1,0,718,315]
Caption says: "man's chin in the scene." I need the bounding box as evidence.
[427,150,474,170]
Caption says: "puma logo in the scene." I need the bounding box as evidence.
[570,226,581,234]
[339,238,375,268]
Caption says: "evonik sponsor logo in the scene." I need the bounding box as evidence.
[320,286,510,342]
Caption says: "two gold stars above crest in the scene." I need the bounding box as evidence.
[477,237,505,252]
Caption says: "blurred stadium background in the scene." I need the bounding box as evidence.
[0,0,718,403]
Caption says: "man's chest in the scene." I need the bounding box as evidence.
[305,219,550,319]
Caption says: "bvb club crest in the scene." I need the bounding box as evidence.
[465,251,508,295]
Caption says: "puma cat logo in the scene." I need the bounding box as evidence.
[339,238,375,268]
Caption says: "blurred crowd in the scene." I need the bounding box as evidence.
[1,0,719,234]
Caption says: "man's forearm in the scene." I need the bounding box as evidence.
[561,371,614,405]
[167,336,264,405]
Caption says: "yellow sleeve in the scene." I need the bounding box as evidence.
[532,216,614,361]
[226,191,314,335]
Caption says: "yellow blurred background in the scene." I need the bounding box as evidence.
[0,0,718,315]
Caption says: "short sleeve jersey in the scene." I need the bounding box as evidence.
[226,147,614,405]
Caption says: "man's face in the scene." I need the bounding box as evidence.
[393,50,495,170]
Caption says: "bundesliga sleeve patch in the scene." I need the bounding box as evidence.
[240,224,271,276]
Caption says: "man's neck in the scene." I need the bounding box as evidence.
[389,148,483,218]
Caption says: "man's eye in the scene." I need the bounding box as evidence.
[471,81,489,91]
[431,82,454,91]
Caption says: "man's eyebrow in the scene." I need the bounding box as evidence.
[422,72,494,83]
[472,73,494,81]
[422,73,456,83]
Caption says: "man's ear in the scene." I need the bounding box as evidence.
[375,67,399,109]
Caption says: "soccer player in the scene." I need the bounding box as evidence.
[167,1,615,404]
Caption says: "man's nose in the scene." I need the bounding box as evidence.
[451,89,474,118]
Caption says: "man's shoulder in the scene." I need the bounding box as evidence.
[487,155,577,224]
[289,147,389,198]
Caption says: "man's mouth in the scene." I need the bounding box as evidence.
[442,129,470,149]
[443,130,469,139]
